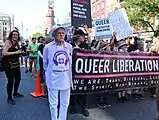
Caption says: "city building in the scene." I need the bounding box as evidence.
[0,21,3,46]
[106,0,124,14]
[0,13,11,46]
[11,14,15,31]
[92,0,107,20]
[45,0,55,34]
[91,0,125,20]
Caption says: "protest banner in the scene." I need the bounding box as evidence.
[108,8,133,41]
[71,0,92,27]
[94,18,112,39]
[71,49,159,95]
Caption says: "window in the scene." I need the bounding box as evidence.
[3,22,7,25]
[101,13,105,18]
[93,6,96,13]
[97,4,100,11]
[101,2,105,9]
[97,15,100,19]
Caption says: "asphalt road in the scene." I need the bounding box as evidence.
[0,68,157,120]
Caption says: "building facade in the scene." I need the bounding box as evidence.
[106,0,124,14]
[92,0,107,20]
[0,13,11,46]
[91,0,124,20]
[45,0,55,34]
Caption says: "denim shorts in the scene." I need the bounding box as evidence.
[24,56,30,61]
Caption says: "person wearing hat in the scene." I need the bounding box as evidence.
[71,28,87,48]
[117,40,129,102]
[43,24,72,120]
[131,42,145,100]
[74,27,90,49]
[70,28,90,117]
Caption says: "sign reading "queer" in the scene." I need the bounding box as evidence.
[94,18,112,39]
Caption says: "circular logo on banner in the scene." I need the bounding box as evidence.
[53,50,69,68]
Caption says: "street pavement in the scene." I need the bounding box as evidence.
[0,68,157,120]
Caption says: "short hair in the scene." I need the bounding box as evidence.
[32,37,36,41]
[37,36,44,43]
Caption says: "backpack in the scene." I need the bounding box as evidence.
[0,48,4,72]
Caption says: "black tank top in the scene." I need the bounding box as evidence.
[3,41,20,66]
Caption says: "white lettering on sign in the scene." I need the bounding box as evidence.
[75,58,159,74]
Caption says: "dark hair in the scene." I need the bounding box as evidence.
[72,35,81,42]
[8,30,20,41]
[90,40,96,47]
[7,30,20,49]
[134,37,139,44]
[32,37,36,41]
[37,36,44,43]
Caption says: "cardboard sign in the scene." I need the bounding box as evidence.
[94,18,112,39]
[108,8,133,41]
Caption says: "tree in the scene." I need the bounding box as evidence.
[32,32,43,38]
[122,0,159,36]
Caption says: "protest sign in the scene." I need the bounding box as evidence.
[94,18,112,39]
[71,49,159,95]
[108,8,133,41]
[71,0,92,27]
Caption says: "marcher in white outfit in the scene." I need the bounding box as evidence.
[43,24,73,120]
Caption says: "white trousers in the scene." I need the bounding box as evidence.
[48,88,70,120]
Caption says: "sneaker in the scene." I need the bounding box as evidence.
[42,95,48,100]
[13,93,24,97]
[82,109,89,117]
[7,98,16,105]
[105,103,111,108]
[25,70,28,73]
[117,97,124,102]
[122,96,129,101]
[131,93,138,100]
[151,94,156,98]
[137,94,144,100]
[97,103,107,109]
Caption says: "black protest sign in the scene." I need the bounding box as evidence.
[71,0,92,27]
[71,49,159,95]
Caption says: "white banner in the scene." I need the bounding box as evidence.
[108,8,133,41]
[94,18,112,39]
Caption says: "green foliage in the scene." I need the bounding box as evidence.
[122,0,159,33]
[45,34,49,37]
[32,32,43,39]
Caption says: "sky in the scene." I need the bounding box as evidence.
[0,0,48,38]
